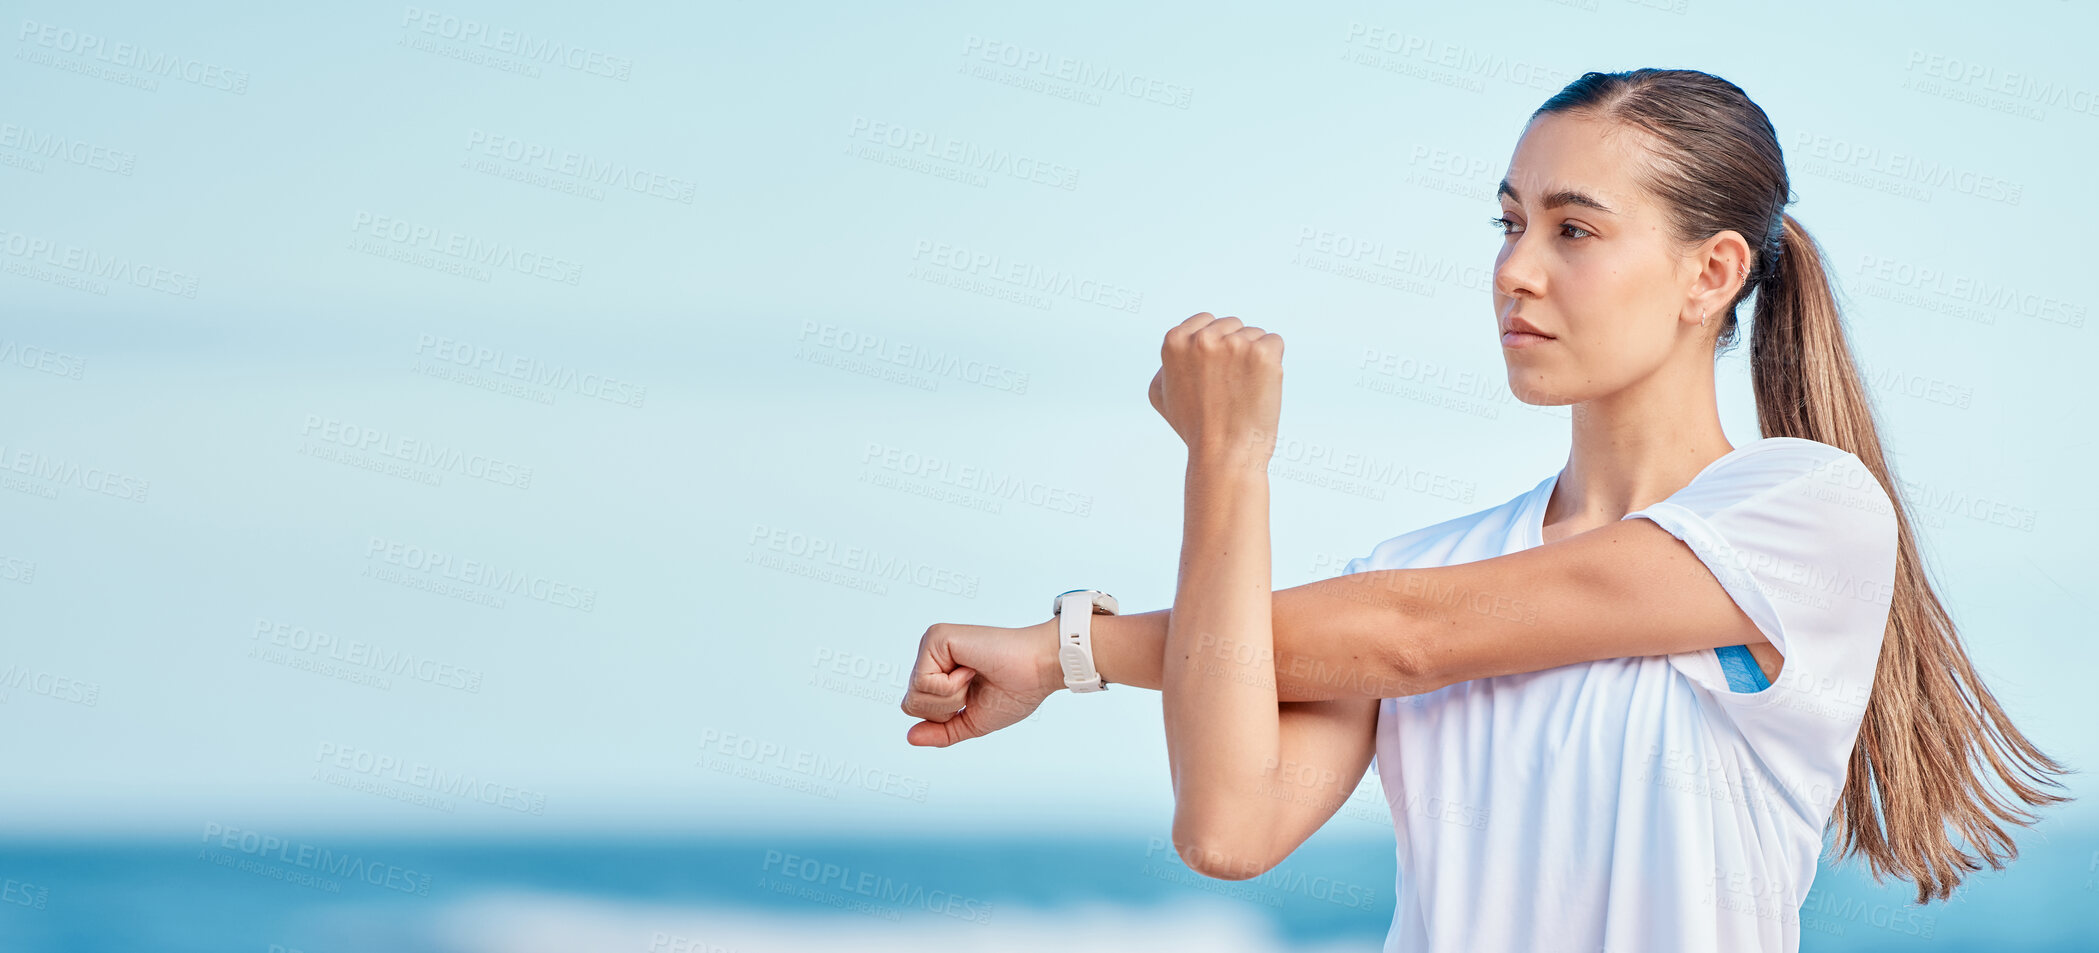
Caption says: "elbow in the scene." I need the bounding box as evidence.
[1341,568,1438,699]
[1379,602,1439,698]
[1388,641,1438,698]
[1169,809,1276,882]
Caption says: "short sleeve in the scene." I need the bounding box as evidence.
[1621,440,1899,710]
[1340,522,1445,577]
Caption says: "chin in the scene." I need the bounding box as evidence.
[1504,372,1580,407]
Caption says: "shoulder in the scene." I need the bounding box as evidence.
[1656,437,1889,519]
[1712,436,1857,484]
[1623,436,1900,635]
[1345,475,1547,574]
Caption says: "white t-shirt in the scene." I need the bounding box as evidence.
[1346,436,1900,953]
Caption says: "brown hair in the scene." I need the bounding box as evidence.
[1532,68,2074,904]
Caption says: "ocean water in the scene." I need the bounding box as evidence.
[1,833,2093,951]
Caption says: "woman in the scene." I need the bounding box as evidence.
[898,68,2071,952]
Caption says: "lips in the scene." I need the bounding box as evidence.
[1501,316,1554,338]
[1499,315,1554,349]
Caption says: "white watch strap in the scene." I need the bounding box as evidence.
[1054,589,1118,693]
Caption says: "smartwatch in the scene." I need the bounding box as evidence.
[1052,588,1119,693]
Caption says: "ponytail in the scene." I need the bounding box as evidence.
[1750,212,2075,903]
[1747,214,1873,444]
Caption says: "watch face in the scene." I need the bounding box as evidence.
[1054,589,1099,616]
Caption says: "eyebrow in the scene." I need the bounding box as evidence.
[1497,179,1615,214]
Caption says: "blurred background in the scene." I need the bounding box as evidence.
[2,1,2093,950]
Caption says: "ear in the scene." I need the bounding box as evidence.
[1684,230,1754,327]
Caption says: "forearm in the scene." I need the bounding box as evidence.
[1091,575,1417,702]
[1162,449,1280,834]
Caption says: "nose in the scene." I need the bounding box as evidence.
[1492,230,1545,301]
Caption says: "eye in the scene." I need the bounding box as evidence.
[1486,216,1595,240]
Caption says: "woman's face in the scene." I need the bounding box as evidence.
[1490,111,1705,406]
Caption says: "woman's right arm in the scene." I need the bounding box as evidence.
[1094,609,1382,880]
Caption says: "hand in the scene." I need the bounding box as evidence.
[1148,312,1285,461]
[901,619,1062,747]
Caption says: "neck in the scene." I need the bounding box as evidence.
[1545,357,1734,538]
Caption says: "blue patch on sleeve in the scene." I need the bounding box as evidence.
[1714,643,1771,693]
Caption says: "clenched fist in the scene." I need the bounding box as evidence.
[1148,312,1285,461]
[900,620,1062,748]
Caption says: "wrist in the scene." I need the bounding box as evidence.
[1030,617,1066,697]
[1191,434,1273,474]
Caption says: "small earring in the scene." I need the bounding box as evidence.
[1699,308,1709,328]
